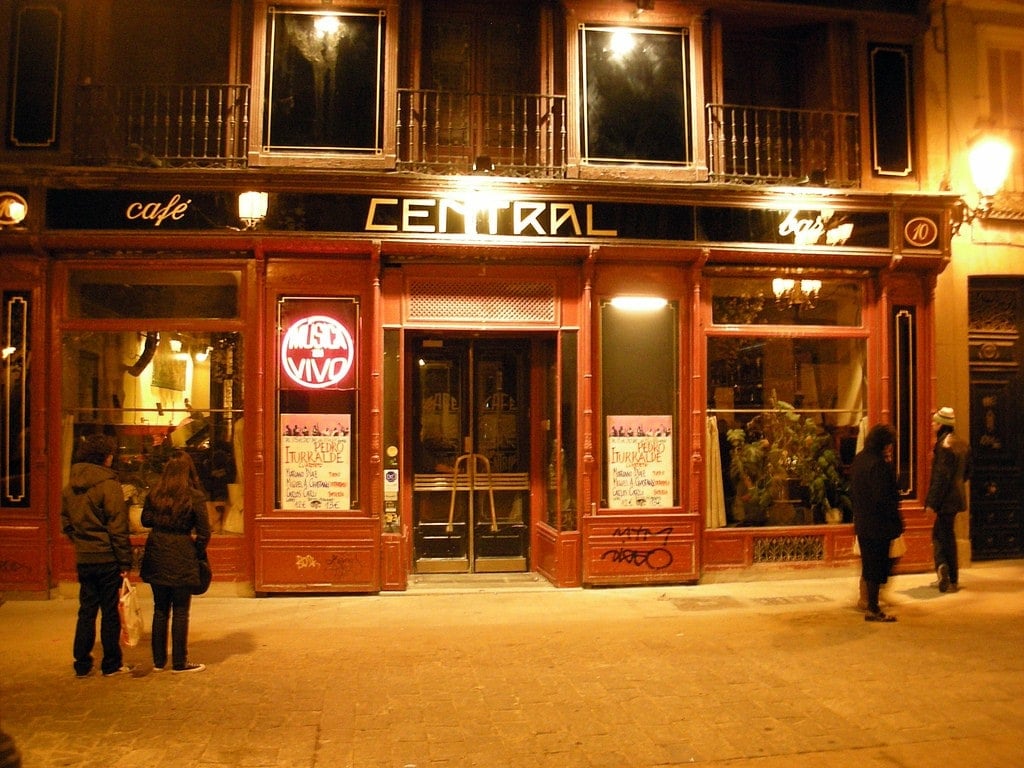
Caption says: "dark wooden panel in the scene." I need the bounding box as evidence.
[0,520,49,592]
[583,513,697,584]
[255,517,379,592]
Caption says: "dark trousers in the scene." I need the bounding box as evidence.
[73,562,123,675]
[858,536,892,613]
[933,513,959,584]
[151,584,193,670]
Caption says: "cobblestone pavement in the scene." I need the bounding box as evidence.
[2,562,1023,768]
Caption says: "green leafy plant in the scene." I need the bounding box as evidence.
[726,394,851,525]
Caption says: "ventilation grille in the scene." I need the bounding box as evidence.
[752,536,825,563]
[407,279,557,324]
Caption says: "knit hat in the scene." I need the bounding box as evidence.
[932,407,956,428]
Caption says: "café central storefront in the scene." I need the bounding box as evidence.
[0,177,959,594]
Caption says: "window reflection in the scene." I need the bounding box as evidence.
[710,276,863,326]
[707,336,866,527]
[265,9,384,152]
[580,25,692,164]
[63,331,244,537]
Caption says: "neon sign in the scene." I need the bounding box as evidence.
[281,314,354,389]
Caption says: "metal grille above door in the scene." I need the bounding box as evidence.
[407,279,557,325]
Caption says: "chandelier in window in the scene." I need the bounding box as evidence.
[772,278,821,310]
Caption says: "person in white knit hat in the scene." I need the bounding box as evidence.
[924,407,972,593]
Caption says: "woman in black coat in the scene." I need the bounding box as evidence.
[141,450,211,672]
[850,423,903,622]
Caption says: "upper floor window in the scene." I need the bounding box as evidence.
[579,24,693,168]
[253,3,391,167]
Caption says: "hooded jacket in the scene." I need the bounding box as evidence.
[60,462,132,569]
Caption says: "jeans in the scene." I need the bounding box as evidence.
[73,562,123,676]
[933,513,959,584]
[151,584,193,670]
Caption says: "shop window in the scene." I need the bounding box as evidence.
[707,276,868,527]
[62,330,245,537]
[2,291,30,507]
[600,299,678,509]
[709,276,863,326]
[68,269,240,319]
[261,7,386,157]
[579,24,693,167]
[707,332,866,528]
[276,297,360,511]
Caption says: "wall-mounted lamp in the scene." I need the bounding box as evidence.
[0,191,28,228]
[238,190,269,230]
[772,278,821,309]
[169,335,183,354]
[1,346,16,360]
[193,345,212,363]
[953,134,1014,235]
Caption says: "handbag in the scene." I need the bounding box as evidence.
[192,553,213,595]
[889,535,907,559]
[118,576,144,647]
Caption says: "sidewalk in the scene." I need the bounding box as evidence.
[2,562,1023,767]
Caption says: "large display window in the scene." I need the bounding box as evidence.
[61,267,245,538]
[706,275,867,528]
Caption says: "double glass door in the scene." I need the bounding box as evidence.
[412,337,530,573]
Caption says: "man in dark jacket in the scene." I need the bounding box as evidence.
[850,423,903,622]
[60,433,133,677]
[925,407,972,593]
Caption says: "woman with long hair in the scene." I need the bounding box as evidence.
[141,450,211,672]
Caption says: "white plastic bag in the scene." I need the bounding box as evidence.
[118,576,144,647]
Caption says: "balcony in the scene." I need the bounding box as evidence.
[396,89,567,178]
[69,84,862,189]
[706,104,860,186]
[73,84,250,168]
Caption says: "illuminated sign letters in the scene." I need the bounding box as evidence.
[365,196,618,237]
[125,193,192,227]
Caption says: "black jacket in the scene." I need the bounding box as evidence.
[925,433,972,516]
[140,489,211,588]
[60,462,132,569]
[850,446,903,541]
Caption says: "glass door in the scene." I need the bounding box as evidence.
[411,337,530,573]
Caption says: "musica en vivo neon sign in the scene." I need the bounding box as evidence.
[281,315,354,389]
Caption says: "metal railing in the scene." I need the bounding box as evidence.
[74,84,250,168]
[397,89,567,177]
[706,103,860,186]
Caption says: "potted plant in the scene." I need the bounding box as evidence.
[726,393,851,525]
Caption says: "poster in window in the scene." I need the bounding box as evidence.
[606,415,673,508]
[280,413,351,510]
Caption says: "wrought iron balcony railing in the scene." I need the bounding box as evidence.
[706,103,860,186]
[397,89,567,178]
[74,84,250,168]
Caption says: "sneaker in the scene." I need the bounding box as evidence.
[75,669,93,678]
[102,665,134,677]
[947,583,959,593]
[152,666,165,673]
[172,663,205,674]
[864,610,897,623]
[937,564,950,593]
